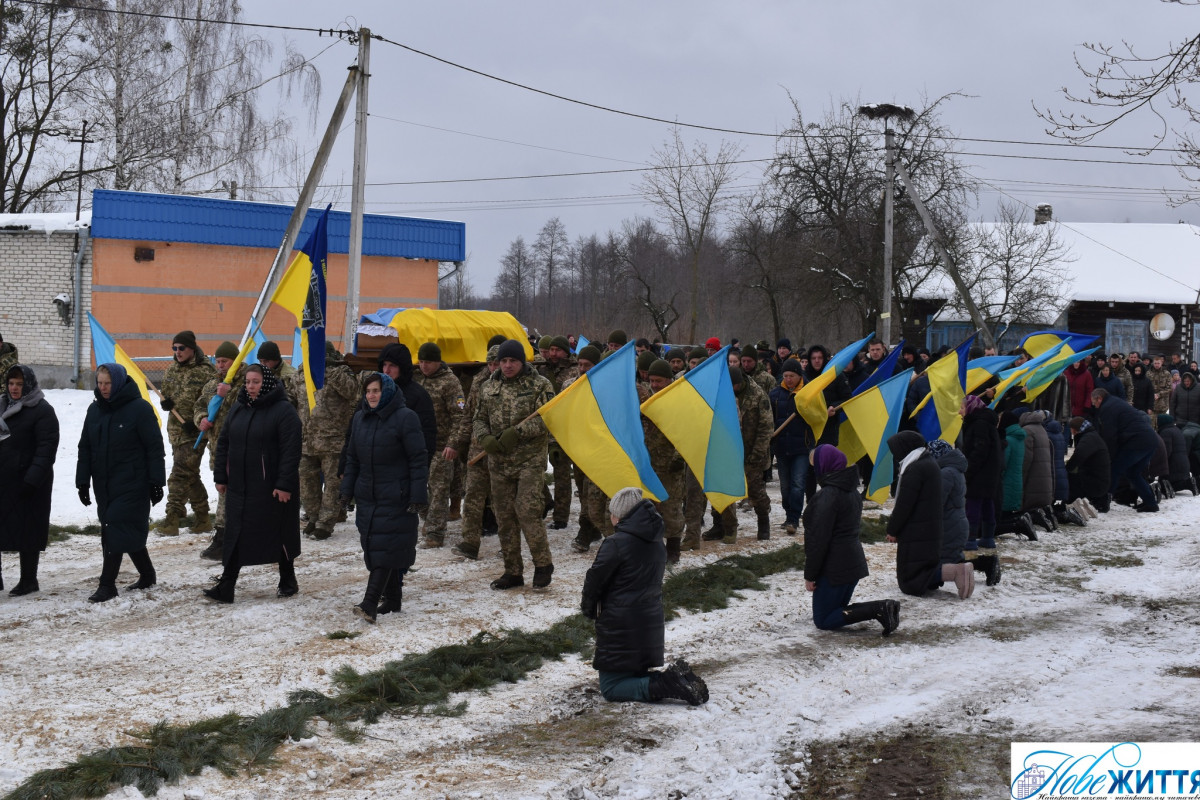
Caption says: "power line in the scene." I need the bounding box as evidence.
[11,0,334,34]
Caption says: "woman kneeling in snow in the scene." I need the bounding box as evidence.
[581,487,708,705]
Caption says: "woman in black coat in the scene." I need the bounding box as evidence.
[958,395,1004,586]
[802,445,899,635]
[0,364,59,595]
[207,365,302,603]
[1129,364,1155,413]
[581,487,708,705]
[1067,416,1111,512]
[886,430,944,597]
[340,372,428,622]
[76,363,165,602]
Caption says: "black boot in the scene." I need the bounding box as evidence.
[89,552,122,603]
[200,527,224,561]
[377,570,402,615]
[665,537,681,564]
[126,549,157,590]
[756,512,771,541]
[701,508,724,541]
[648,668,706,705]
[532,564,554,589]
[841,600,900,637]
[10,550,40,596]
[353,567,389,623]
[277,558,298,598]
[203,565,240,604]
[666,658,709,703]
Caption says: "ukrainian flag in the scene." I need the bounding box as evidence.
[915,335,975,443]
[965,355,1018,394]
[794,334,874,442]
[989,341,1068,408]
[641,345,745,511]
[1019,330,1098,359]
[270,205,330,409]
[837,339,906,463]
[87,313,161,427]
[1022,345,1101,403]
[539,341,666,501]
[840,368,913,503]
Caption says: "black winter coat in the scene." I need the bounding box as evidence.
[1066,426,1110,499]
[214,382,302,566]
[1130,372,1154,412]
[934,447,968,564]
[76,379,165,553]
[402,380,438,463]
[960,406,1003,501]
[1148,435,1169,479]
[1019,411,1054,509]
[1095,394,1160,460]
[1044,417,1070,503]
[0,368,58,552]
[1159,422,1192,483]
[1093,370,1125,400]
[886,432,942,597]
[581,500,666,674]
[1171,379,1200,426]
[341,386,429,571]
[802,465,868,585]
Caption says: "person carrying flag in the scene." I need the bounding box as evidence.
[158,330,216,536]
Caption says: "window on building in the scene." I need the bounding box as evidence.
[1106,319,1148,356]
[1193,323,1200,365]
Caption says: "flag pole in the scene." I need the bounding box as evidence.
[466,407,543,467]
[141,374,187,425]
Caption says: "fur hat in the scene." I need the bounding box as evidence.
[609,486,643,521]
[497,339,526,363]
[214,341,239,360]
[172,330,198,350]
[648,359,673,380]
[417,342,442,362]
[257,341,281,362]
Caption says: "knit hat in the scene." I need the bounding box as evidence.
[550,335,570,353]
[648,359,673,380]
[756,340,770,352]
[607,329,628,347]
[689,348,707,363]
[609,486,643,521]
[705,337,721,350]
[487,334,507,349]
[728,365,745,386]
[781,358,803,376]
[577,344,602,365]
[741,344,758,360]
[637,350,657,371]
[926,439,953,459]
[497,339,526,362]
[418,342,442,362]
[538,335,553,351]
[215,340,239,360]
[665,347,686,363]
[486,345,501,363]
[173,330,198,350]
[257,341,281,362]
[777,338,791,349]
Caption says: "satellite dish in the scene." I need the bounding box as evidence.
[1150,312,1175,341]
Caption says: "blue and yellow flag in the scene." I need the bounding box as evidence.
[965,355,1018,395]
[989,341,1068,408]
[270,206,330,409]
[915,335,975,443]
[87,313,161,427]
[1019,330,1098,359]
[840,368,914,503]
[1022,346,1101,403]
[794,334,874,442]
[242,327,268,366]
[837,339,906,464]
[539,342,666,501]
[641,345,745,511]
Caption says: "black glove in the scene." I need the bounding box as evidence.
[407,503,429,515]
[78,486,91,506]
[150,485,164,505]
[339,492,353,509]
[160,397,175,412]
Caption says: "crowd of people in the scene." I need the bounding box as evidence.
[1,326,1196,707]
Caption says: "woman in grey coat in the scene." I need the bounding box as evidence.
[926,439,974,599]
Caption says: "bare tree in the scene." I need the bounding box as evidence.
[727,190,794,345]
[493,236,534,321]
[616,218,679,340]
[531,216,570,314]
[639,130,743,342]
[439,256,475,309]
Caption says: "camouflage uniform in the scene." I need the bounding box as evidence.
[682,470,707,550]
[289,356,361,537]
[161,348,216,523]
[448,367,491,555]
[539,355,579,526]
[473,365,555,577]
[194,364,247,528]
[719,378,773,540]
[751,362,777,394]
[1149,365,1173,415]
[414,362,465,543]
[0,341,19,379]
[643,415,686,544]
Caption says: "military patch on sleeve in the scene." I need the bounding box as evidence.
[456,394,465,410]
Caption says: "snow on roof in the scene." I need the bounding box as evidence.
[916,221,1200,306]
[0,211,91,234]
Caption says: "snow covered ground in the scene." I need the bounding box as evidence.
[3,389,1199,799]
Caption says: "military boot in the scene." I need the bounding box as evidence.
[448,497,462,521]
[200,527,224,561]
[680,530,701,551]
[665,537,681,564]
[701,510,725,542]
[156,513,181,536]
[191,511,214,534]
[756,512,771,541]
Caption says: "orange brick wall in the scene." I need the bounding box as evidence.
[91,238,439,360]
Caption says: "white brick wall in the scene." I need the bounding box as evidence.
[0,231,92,386]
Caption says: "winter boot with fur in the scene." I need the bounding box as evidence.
[200,527,224,561]
[941,562,975,599]
[125,548,157,590]
[191,511,214,534]
[377,570,402,615]
[353,567,389,623]
[841,600,901,637]
[9,550,40,596]
[203,565,240,604]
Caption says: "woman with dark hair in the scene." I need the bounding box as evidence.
[802,445,899,635]
[76,363,164,602]
[207,364,302,603]
[1093,363,1124,400]
[1129,364,1155,413]
[0,364,59,595]
[958,395,1004,584]
[340,372,428,622]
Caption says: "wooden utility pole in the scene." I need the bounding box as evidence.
[882,127,895,347]
[342,27,370,354]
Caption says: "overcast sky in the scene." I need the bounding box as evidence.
[250,0,1199,293]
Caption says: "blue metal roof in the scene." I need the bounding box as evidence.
[90,189,465,261]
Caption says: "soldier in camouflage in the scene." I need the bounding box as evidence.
[414,341,465,547]
[706,366,773,544]
[1148,354,1174,415]
[741,345,778,394]
[257,340,296,382]
[193,341,247,557]
[644,359,687,562]
[447,346,499,560]
[159,330,216,534]
[539,335,579,529]
[473,339,556,590]
[0,332,18,379]
[289,342,361,539]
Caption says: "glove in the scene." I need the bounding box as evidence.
[150,485,164,505]
[480,434,503,456]
[339,492,353,509]
[160,397,175,412]
[78,486,91,506]
[407,503,429,515]
[498,427,520,454]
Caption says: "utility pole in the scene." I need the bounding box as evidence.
[69,121,95,250]
[69,121,95,385]
[342,27,370,355]
[882,126,895,347]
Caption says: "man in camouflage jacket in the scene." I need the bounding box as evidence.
[643,359,687,562]
[538,335,579,529]
[712,366,772,543]
[159,330,216,534]
[1148,355,1174,415]
[445,346,499,560]
[414,342,465,547]
[0,332,18,378]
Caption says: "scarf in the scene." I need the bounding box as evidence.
[239,367,278,407]
[898,445,926,478]
[0,365,44,442]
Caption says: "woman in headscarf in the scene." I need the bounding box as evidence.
[207,364,302,603]
[76,363,165,602]
[885,431,944,597]
[925,438,975,599]
[0,364,59,595]
[802,444,899,636]
[340,372,428,622]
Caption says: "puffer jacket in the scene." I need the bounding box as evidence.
[1157,416,1192,484]
[1019,411,1054,509]
[581,500,666,673]
[1066,424,1110,499]
[1001,424,1026,513]
[886,431,943,597]
[802,464,867,585]
[960,406,1003,501]
[1065,363,1095,419]
[933,445,969,564]
[1043,415,1070,503]
[1171,374,1200,426]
